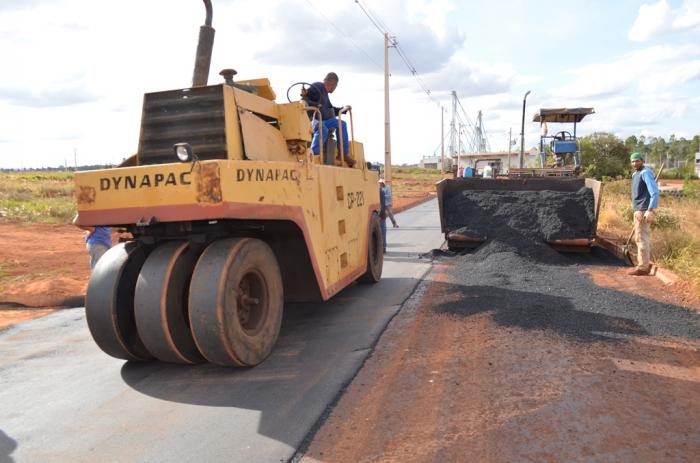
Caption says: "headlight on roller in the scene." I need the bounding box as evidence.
[174,143,193,162]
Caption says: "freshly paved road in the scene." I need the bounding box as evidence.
[0,199,443,463]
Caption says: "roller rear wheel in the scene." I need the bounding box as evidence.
[134,240,205,364]
[189,238,284,367]
[85,242,152,361]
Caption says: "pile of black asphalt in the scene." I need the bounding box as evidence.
[444,187,595,242]
[431,188,700,341]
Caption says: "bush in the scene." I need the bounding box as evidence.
[653,209,681,230]
[660,165,695,179]
[618,203,679,230]
[683,180,699,198]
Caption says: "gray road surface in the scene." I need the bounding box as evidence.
[0,199,443,463]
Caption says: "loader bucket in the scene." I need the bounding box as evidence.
[436,177,602,252]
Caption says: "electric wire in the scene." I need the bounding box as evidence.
[353,0,492,155]
[303,0,383,71]
[354,0,442,107]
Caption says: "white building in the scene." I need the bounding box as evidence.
[419,154,452,170]
[695,152,700,178]
[453,149,538,176]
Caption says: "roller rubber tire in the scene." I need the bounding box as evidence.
[134,240,205,364]
[85,242,152,361]
[189,238,284,367]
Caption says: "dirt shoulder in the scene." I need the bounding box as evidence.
[0,223,90,329]
[301,257,700,462]
[0,193,434,330]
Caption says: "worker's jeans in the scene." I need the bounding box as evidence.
[385,205,397,226]
[633,211,651,268]
[311,118,350,160]
[380,216,387,252]
[87,243,109,270]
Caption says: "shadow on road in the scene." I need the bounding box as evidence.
[119,277,422,449]
[0,430,17,463]
[433,283,647,341]
[428,246,700,342]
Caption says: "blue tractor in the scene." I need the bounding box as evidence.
[534,107,594,174]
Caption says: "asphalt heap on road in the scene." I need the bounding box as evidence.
[437,185,700,339]
[445,186,596,244]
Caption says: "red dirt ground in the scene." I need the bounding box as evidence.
[301,263,700,463]
[0,223,100,329]
[0,194,436,330]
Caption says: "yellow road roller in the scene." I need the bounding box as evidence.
[74,0,383,367]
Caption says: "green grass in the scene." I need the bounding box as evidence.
[0,171,76,223]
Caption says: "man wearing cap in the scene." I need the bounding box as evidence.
[301,72,355,167]
[629,151,659,276]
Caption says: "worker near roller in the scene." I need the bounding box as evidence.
[301,72,354,167]
[628,151,659,276]
[379,180,387,253]
[73,214,112,270]
[379,178,398,228]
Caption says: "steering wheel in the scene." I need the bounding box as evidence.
[286,82,321,106]
[554,131,572,141]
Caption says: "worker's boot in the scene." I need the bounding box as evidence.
[628,265,651,276]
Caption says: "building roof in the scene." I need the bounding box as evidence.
[533,108,595,123]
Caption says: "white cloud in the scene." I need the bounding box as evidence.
[424,55,516,98]
[405,0,457,40]
[629,0,700,41]
[549,44,700,99]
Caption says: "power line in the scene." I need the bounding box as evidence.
[303,0,383,71]
[354,0,444,108]
[354,0,386,36]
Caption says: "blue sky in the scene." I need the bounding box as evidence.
[0,0,699,169]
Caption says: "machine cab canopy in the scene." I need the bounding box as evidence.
[533,108,595,124]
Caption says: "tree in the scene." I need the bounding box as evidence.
[691,135,700,155]
[580,132,629,179]
[625,135,638,150]
[650,137,666,167]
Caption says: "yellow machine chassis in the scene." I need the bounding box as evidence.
[76,159,379,301]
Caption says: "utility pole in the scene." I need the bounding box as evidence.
[520,90,531,168]
[457,121,463,173]
[440,107,445,175]
[450,91,457,173]
[508,127,512,172]
[73,148,78,170]
[384,32,392,182]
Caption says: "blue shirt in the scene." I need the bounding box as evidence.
[379,186,386,219]
[383,185,393,207]
[631,166,659,211]
[305,82,340,121]
[86,226,112,248]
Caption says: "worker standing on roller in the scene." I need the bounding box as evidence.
[628,152,659,276]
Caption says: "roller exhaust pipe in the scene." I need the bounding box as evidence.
[192,0,215,87]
